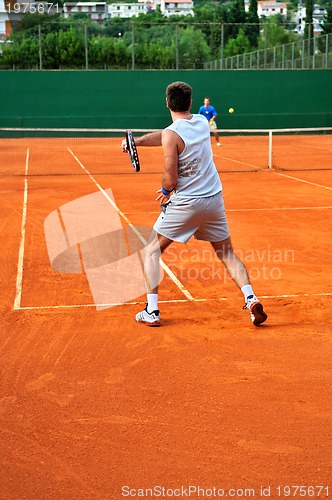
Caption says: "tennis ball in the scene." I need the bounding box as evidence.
[228,107,235,114]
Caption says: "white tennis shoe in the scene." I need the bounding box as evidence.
[136,305,160,327]
[243,295,267,326]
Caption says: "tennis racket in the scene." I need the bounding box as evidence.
[125,130,140,172]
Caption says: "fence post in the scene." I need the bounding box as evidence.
[307,23,312,69]
[38,24,42,70]
[264,24,268,69]
[176,24,179,70]
[132,24,135,70]
[220,23,224,70]
[282,44,285,69]
[325,34,329,69]
[84,23,88,70]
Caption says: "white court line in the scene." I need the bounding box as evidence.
[67,147,194,301]
[14,149,29,310]
[275,171,332,191]
[227,206,332,211]
[123,206,332,216]
[15,292,332,311]
[213,153,259,170]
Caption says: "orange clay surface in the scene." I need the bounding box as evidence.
[0,140,331,499]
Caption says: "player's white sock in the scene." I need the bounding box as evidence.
[147,294,159,313]
[241,285,256,302]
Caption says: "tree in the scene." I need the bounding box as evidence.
[56,26,85,67]
[304,0,314,39]
[178,26,211,68]
[258,17,296,48]
[322,1,332,34]
[245,0,260,47]
[224,28,250,57]
[224,0,247,41]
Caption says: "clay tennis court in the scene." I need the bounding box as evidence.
[0,135,331,499]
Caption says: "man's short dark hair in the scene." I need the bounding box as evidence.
[166,82,192,112]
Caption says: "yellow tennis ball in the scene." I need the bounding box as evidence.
[229,107,235,114]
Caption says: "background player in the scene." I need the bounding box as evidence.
[198,97,221,146]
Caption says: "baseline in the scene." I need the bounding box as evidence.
[15,291,332,311]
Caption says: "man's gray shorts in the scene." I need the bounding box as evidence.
[153,192,230,244]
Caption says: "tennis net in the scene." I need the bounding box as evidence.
[0,127,331,176]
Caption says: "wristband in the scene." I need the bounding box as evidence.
[161,187,172,196]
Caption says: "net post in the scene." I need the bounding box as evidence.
[268,130,273,169]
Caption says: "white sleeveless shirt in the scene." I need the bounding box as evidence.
[165,114,222,197]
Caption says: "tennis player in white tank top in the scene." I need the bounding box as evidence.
[122,82,267,328]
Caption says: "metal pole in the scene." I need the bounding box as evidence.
[307,23,311,69]
[85,23,88,70]
[313,35,316,69]
[291,42,295,69]
[325,34,329,69]
[132,24,135,70]
[302,39,305,69]
[38,24,42,70]
[264,24,268,69]
[220,23,224,70]
[176,24,179,70]
[282,45,285,69]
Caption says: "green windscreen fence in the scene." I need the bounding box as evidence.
[0,71,332,131]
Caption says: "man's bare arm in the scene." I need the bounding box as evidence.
[161,129,180,191]
[121,131,162,152]
[135,131,162,147]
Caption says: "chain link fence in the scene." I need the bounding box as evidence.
[206,33,332,70]
[0,22,331,70]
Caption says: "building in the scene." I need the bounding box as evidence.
[293,2,326,34]
[108,2,146,19]
[0,0,11,38]
[1,0,61,37]
[257,1,287,18]
[63,2,107,23]
[160,0,194,17]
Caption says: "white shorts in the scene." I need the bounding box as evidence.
[153,192,230,244]
[209,120,217,131]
